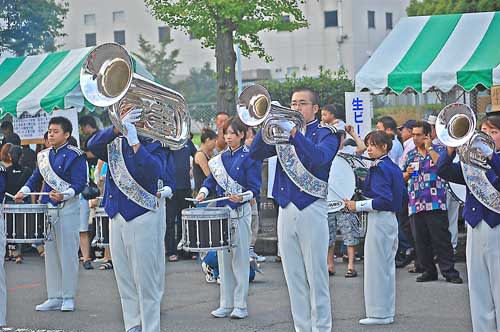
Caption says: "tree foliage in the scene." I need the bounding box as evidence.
[145,0,307,114]
[407,0,500,16]
[175,62,217,104]
[259,68,354,113]
[0,0,68,56]
[132,35,181,86]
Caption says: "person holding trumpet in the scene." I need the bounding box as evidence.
[195,116,262,320]
[437,112,500,332]
[86,108,173,332]
[14,116,87,312]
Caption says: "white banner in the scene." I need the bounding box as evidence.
[13,108,80,146]
[344,92,373,138]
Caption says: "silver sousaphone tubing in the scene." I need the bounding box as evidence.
[80,43,190,150]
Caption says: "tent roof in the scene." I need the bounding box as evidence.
[0,47,154,118]
[355,11,500,95]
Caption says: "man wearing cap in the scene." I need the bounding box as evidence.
[427,114,460,254]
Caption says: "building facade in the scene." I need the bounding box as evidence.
[60,0,409,81]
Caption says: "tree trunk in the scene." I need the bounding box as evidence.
[215,20,236,115]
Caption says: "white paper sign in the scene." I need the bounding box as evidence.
[13,108,80,146]
[345,92,372,138]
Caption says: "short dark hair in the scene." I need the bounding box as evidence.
[364,130,393,152]
[413,120,432,136]
[9,145,23,166]
[1,121,13,132]
[44,131,48,140]
[291,87,320,107]
[79,115,97,129]
[377,116,398,132]
[200,128,217,143]
[321,104,345,120]
[486,114,500,130]
[49,116,72,134]
[215,111,229,119]
[223,116,247,143]
[67,136,78,147]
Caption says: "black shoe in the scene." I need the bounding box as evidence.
[445,276,463,284]
[416,272,438,282]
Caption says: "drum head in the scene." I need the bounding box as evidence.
[182,207,230,220]
[449,182,466,204]
[328,155,356,202]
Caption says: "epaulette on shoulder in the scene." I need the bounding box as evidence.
[318,123,338,134]
[67,145,84,156]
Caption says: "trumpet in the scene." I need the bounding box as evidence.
[237,84,305,144]
[80,43,190,150]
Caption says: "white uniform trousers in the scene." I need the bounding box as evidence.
[110,210,165,332]
[219,203,251,309]
[446,191,460,249]
[45,197,80,299]
[466,221,500,332]
[0,216,6,326]
[278,200,332,332]
[364,211,398,319]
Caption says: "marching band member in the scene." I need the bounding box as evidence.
[14,117,87,312]
[0,163,7,327]
[86,108,173,332]
[344,130,406,326]
[196,117,262,320]
[437,113,500,332]
[250,88,339,332]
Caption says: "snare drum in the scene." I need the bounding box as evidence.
[93,207,110,248]
[327,153,368,212]
[180,207,231,252]
[2,204,47,243]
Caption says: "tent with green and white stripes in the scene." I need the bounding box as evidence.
[0,47,153,119]
[355,11,500,95]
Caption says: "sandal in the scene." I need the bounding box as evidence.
[83,260,94,270]
[15,256,23,264]
[345,269,357,278]
[98,261,113,270]
[328,269,336,276]
[168,255,179,262]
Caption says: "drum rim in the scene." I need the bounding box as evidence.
[182,207,231,219]
[2,203,48,212]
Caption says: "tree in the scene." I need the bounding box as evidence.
[132,35,181,86]
[260,68,354,114]
[407,0,500,16]
[175,62,217,104]
[145,0,307,115]
[0,0,68,56]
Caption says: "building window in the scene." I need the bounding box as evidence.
[158,26,171,42]
[386,12,393,30]
[114,30,125,45]
[85,33,96,47]
[324,10,338,27]
[84,14,95,25]
[368,11,375,29]
[113,10,125,23]
[282,15,290,23]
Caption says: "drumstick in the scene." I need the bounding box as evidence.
[4,192,15,199]
[185,194,243,205]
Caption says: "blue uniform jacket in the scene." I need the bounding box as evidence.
[249,119,339,210]
[202,145,262,210]
[363,156,407,212]
[87,127,171,221]
[437,150,500,228]
[0,165,6,201]
[25,143,87,205]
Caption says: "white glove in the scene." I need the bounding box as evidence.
[471,139,493,159]
[279,121,295,135]
[157,186,173,199]
[60,188,76,201]
[122,108,142,146]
